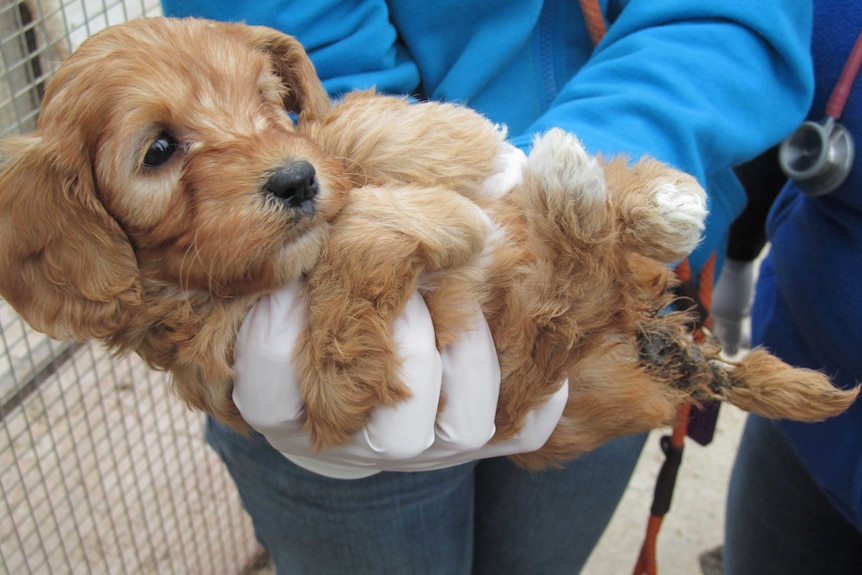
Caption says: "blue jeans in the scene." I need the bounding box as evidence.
[724,414,862,575]
[205,417,646,574]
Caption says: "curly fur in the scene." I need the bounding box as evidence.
[0,17,856,467]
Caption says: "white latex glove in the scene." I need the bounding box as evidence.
[232,142,567,479]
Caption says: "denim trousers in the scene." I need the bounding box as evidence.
[724,414,862,575]
[205,417,647,574]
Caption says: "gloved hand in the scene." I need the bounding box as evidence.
[232,283,568,479]
[711,257,755,356]
[231,142,567,479]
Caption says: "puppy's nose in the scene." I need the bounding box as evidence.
[265,160,318,208]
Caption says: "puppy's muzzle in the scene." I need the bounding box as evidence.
[265,160,318,212]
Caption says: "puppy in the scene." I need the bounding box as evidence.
[0,17,855,469]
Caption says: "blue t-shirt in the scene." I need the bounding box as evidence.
[161,0,815,280]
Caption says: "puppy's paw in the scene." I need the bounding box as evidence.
[300,353,413,450]
[299,273,415,450]
[610,156,708,263]
[524,129,609,237]
[528,128,607,204]
[642,172,707,262]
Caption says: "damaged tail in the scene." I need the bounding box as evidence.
[712,348,859,422]
[638,323,858,423]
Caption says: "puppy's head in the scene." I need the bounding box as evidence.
[0,17,348,340]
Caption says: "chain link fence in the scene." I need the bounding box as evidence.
[0,2,262,573]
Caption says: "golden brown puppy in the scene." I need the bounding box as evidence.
[0,17,346,432]
[0,17,855,468]
[301,92,858,467]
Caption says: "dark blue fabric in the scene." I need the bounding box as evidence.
[752,1,862,532]
[725,415,862,574]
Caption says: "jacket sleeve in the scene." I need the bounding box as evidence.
[511,0,814,189]
[160,0,420,97]
[508,0,812,274]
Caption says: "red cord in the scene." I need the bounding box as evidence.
[579,0,607,46]
[826,30,862,120]
[631,404,692,575]
[632,516,663,575]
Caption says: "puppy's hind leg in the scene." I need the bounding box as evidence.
[491,130,625,439]
[604,156,707,263]
[514,128,621,317]
[519,128,612,249]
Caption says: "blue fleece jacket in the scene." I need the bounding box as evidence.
[162,0,814,280]
[753,2,862,532]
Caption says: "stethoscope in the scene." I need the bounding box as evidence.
[779,30,862,196]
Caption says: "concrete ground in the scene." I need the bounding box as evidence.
[582,405,743,575]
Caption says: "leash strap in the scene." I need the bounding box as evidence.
[578,0,607,46]
[578,3,718,573]
[631,403,690,575]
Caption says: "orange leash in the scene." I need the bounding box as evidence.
[631,255,716,575]
[578,0,607,46]
[578,4,717,574]
[631,403,691,575]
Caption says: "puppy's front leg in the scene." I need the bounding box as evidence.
[297,185,490,450]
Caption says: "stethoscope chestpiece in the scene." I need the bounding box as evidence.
[779,117,854,197]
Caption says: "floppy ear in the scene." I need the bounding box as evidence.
[212,22,331,125]
[0,135,142,341]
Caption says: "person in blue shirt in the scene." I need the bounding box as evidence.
[161,1,815,572]
[721,2,862,573]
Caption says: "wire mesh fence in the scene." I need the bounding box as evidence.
[0,2,262,573]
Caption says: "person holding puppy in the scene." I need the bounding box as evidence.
[162,1,815,572]
[719,1,862,572]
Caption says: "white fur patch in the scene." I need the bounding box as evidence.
[475,217,507,270]
[476,141,527,201]
[653,180,708,254]
[528,129,606,204]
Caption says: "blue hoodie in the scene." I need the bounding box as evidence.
[161,0,814,279]
[753,1,862,532]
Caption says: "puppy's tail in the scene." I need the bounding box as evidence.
[638,324,858,422]
[711,348,859,422]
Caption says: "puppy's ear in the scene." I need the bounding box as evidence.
[213,22,331,125]
[0,135,142,341]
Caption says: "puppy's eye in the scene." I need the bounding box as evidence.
[143,132,179,168]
